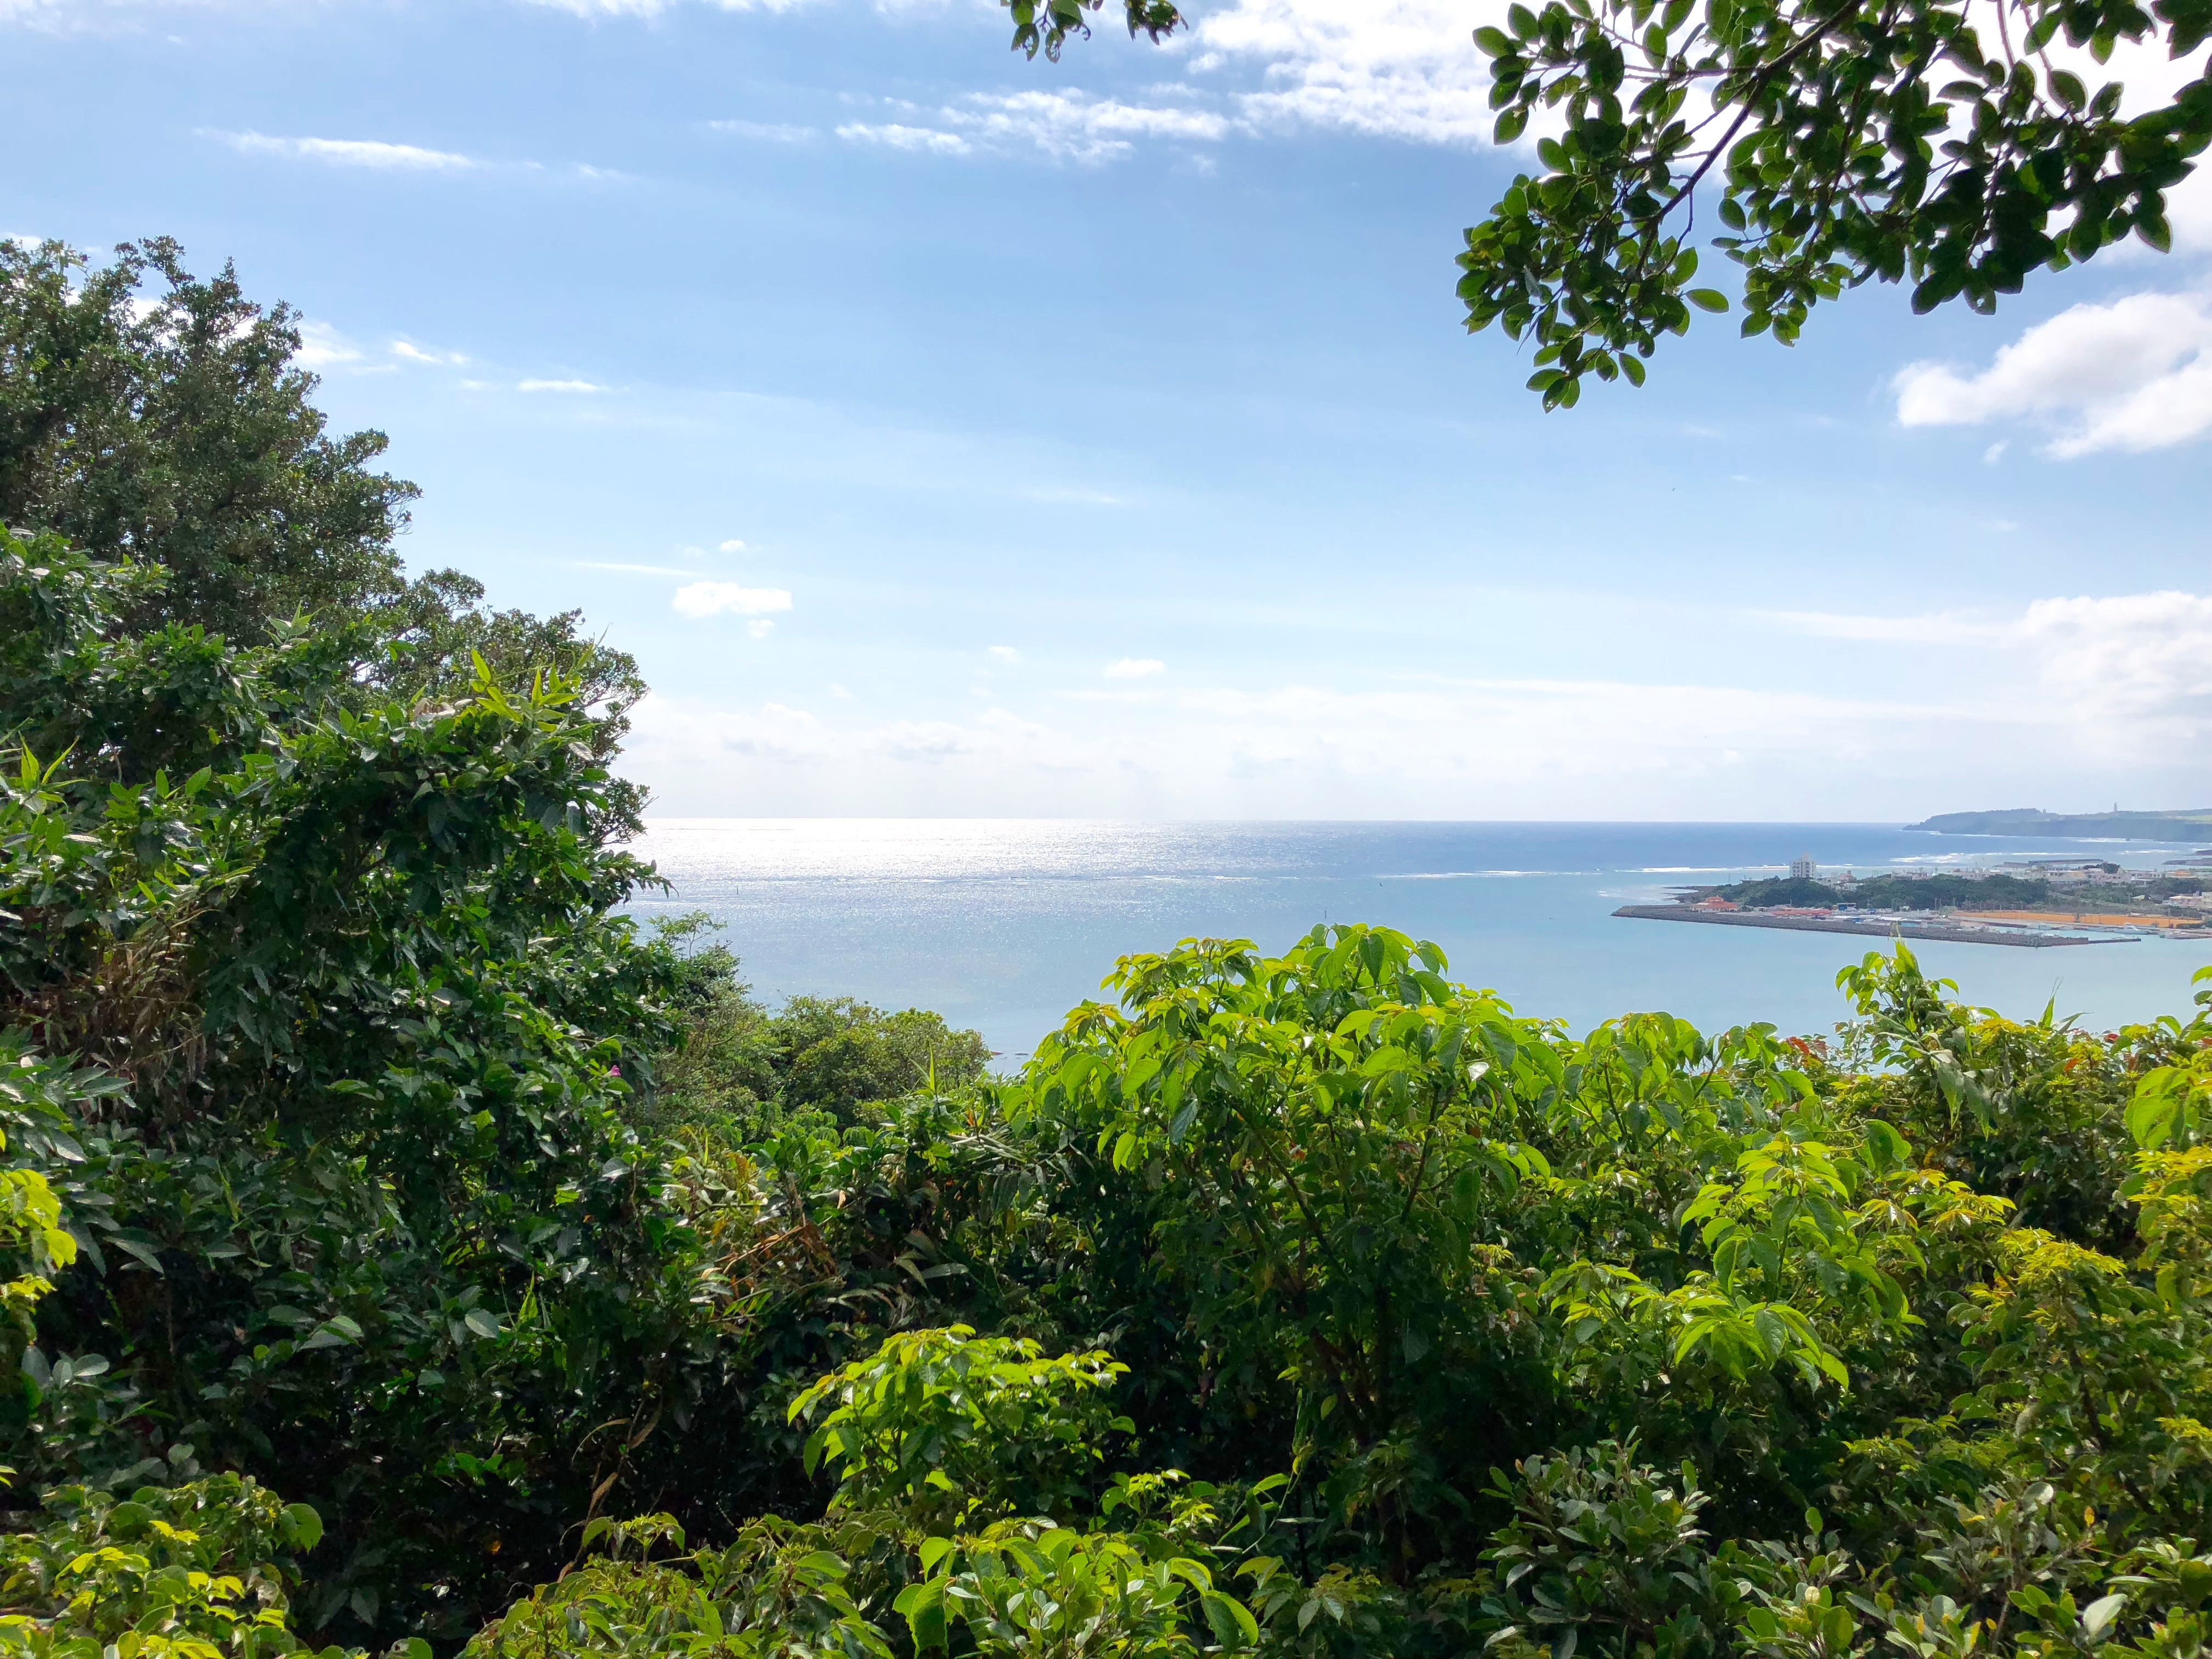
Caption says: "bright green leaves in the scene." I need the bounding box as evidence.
[469,1513,891,1659]
[897,1523,1250,1659]
[789,1326,1130,1525]
[1459,0,2210,402]
[0,1474,344,1654]
[1013,924,1551,1462]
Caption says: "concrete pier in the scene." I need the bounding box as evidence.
[1611,905,2115,948]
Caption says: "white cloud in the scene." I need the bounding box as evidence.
[294,321,364,369]
[620,586,2212,814]
[517,377,609,392]
[988,645,1020,663]
[2017,591,2212,731]
[836,123,973,157]
[1105,657,1166,679]
[748,619,776,638]
[1767,590,2212,757]
[672,582,794,619]
[392,339,468,365]
[212,131,479,171]
[1186,0,1503,146]
[718,538,748,553]
[944,89,1228,161]
[571,560,701,576]
[1893,290,2212,456]
[1755,608,2008,646]
[621,673,2012,817]
[707,119,815,142]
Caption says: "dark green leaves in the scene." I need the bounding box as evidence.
[1454,0,2208,401]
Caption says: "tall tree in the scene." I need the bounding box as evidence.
[0,239,417,639]
[1,239,645,771]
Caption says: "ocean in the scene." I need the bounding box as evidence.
[623,820,2212,1062]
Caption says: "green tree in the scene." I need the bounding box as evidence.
[0,239,416,641]
[0,239,644,757]
[1457,0,2212,405]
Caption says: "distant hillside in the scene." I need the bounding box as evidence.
[1909,807,2212,841]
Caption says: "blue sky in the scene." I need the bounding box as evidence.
[8,0,2210,820]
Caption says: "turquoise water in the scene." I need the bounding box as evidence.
[624,820,2212,1062]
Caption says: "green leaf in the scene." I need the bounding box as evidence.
[1686,289,1729,312]
[280,1502,325,1552]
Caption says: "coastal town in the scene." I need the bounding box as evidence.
[1616,852,2212,946]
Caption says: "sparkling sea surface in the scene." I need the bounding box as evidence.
[623,820,2212,1063]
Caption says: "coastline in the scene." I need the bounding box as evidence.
[1611,905,2116,948]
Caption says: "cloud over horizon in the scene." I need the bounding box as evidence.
[1893,290,2212,456]
[210,131,480,170]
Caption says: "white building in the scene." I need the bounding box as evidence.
[1790,856,1816,881]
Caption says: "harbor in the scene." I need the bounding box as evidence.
[1615,848,2212,948]
[1611,904,2113,947]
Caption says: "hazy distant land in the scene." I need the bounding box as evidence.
[1909,807,2212,840]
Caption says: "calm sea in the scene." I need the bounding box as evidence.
[623,821,2212,1062]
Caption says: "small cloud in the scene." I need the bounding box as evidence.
[944,89,1229,163]
[460,379,491,390]
[571,560,701,577]
[987,645,1020,663]
[748,619,776,639]
[1983,441,2008,464]
[1105,657,1165,679]
[718,538,747,553]
[392,340,468,365]
[212,131,478,171]
[836,123,973,156]
[828,682,853,699]
[673,582,794,619]
[707,119,816,143]
[294,321,363,369]
[518,378,608,393]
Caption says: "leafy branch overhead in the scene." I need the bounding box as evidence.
[1005,0,1186,60]
[1463,0,2212,405]
[1007,0,2211,404]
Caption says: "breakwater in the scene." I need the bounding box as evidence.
[1611,905,2111,948]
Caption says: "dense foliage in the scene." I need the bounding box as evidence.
[5,241,2212,1659]
[643,941,993,1142]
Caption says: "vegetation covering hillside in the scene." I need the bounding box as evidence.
[7,239,2212,1659]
